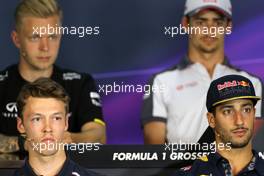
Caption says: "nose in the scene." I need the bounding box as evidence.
[43,118,52,133]
[234,111,245,126]
[207,21,215,28]
[39,37,49,52]
[205,21,217,36]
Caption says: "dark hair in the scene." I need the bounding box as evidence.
[210,106,216,117]
[17,77,70,119]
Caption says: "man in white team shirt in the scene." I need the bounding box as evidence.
[141,0,263,144]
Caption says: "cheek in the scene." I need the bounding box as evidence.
[215,117,230,129]
[24,42,39,54]
[217,34,225,41]
[50,41,60,52]
[29,123,42,131]
[189,34,200,43]
[52,121,67,132]
[53,126,66,140]
[245,116,254,128]
[24,123,41,138]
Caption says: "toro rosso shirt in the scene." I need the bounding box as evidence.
[13,157,102,176]
[142,56,263,143]
[0,64,104,136]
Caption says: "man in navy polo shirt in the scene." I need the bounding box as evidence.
[174,75,264,175]
[13,78,101,176]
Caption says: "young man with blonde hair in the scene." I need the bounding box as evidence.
[0,0,106,153]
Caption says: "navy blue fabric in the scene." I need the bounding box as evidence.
[172,151,264,176]
[13,157,101,176]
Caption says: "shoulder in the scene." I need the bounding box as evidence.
[52,66,97,94]
[255,151,264,173]
[171,165,193,176]
[151,62,189,85]
[70,160,102,176]
[12,169,22,176]
[0,64,18,82]
[190,155,211,169]
[173,155,214,175]
[223,64,263,85]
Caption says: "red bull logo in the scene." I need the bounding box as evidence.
[217,80,250,91]
[238,81,250,87]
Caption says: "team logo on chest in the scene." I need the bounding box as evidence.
[1,102,18,118]
[176,81,198,91]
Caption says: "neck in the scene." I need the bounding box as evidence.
[18,57,53,82]
[188,47,225,77]
[217,142,253,175]
[29,150,66,176]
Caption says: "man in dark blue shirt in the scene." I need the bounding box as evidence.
[174,75,264,176]
[14,157,100,176]
[13,78,101,176]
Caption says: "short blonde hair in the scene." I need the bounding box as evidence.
[15,0,63,31]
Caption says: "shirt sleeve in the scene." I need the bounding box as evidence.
[76,74,105,129]
[141,75,167,125]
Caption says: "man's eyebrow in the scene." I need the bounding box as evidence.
[242,103,253,107]
[32,113,42,116]
[218,102,253,110]
[29,113,42,118]
[30,33,41,37]
[218,104,233,110]
[194,17,208,21]
[194,17,225,21]
[213,17,226,21]
[52,112,64,116]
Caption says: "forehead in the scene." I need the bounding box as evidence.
[23,96,66,115]
[191,9,225,20]
[216,99,254,109]
[19,15,60,32]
